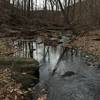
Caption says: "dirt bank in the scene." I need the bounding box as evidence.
[71,29,100,63]
[0,57,39,100]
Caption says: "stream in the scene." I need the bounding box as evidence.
[13,35,100,100]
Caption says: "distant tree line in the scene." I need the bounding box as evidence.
[3,0,100,27]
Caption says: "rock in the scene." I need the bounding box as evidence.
[61,71,76,77]
[12,74,39,89]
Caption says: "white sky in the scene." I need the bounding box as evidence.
[11,0,79,10]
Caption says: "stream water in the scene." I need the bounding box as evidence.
[13,35,100,100]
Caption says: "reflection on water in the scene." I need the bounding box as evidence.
[13,36,100,100]
[13,37,64,80]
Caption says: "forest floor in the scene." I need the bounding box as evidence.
[0,38,40,100]
[71,28,100,64]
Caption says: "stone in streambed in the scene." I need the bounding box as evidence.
[61,71,76,77]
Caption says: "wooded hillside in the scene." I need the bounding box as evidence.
[0,0,100,31]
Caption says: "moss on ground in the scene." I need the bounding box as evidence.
[0,57,39,99]
[0,57,39,100]
[0,57,39,70]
